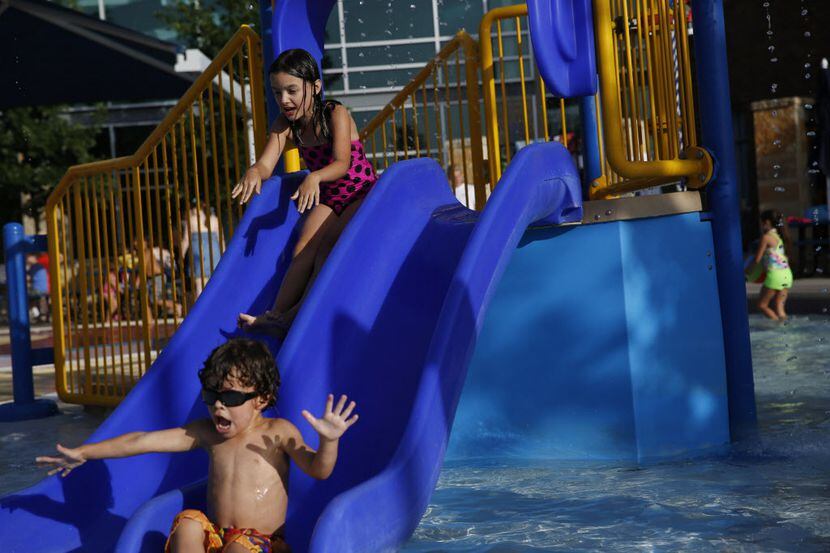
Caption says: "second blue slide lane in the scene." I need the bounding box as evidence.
[0,142,581,552]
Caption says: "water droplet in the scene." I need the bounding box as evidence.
[770,83,778,93]
[762,1,769,7]
[773,138,782,146]
[771,111,778,117]
[774,186,786,192]
[605,209,613,216]
[807,130,816,137]
[770,57,779,63]
[808,169,821,174]
[410,3,416,8]
[768,45,775,53]
[804,31,812,38]
[766,30,774,36]
[805,103,814,110]
[357,17,363,23]
[804,63,812,69]
[773,164,781,170]
[773,172,780,179]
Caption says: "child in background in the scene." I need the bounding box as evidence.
[182,200,223,297]
[232,48,377,338]
[752,209,793,320]
[36,338,359,553]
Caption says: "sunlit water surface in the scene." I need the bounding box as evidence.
[404,315,830,552]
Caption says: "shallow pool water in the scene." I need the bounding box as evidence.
[1,317,828,551]
[404,315,830,552]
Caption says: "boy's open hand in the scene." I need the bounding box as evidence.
[302,394,358,442]
[36,444,86,477]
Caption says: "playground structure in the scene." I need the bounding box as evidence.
[0,0,754,551]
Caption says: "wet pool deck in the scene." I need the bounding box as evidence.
[0,278,828,497]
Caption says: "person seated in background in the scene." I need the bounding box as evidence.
[36,338,360,553]
[136,239,182,320]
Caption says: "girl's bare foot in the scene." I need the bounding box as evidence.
[238,312,257,328]
[237,310,290,339]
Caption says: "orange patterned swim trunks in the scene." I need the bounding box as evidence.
[164,509,290,553]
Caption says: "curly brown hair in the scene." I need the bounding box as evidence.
[198,339,280,408]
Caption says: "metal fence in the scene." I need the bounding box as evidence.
[45,26,266,406]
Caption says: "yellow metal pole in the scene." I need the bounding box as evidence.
[593,0,711,181]
[461,34,486,210]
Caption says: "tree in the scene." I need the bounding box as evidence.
[0,106,101,227]
[156,0,338,87]
[156,0,259,59]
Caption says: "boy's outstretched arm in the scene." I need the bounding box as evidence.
[283,394,358,480]
[36,420,207,477]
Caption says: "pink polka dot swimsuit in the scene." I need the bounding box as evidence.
[298,139,377,215]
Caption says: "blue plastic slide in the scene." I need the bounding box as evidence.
[0,142,581,552]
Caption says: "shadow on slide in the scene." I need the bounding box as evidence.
[0,142,581,552]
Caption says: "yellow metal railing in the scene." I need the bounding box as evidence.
[591,0,712,198]
[45,26,266,406]
[480,4,574,188]
[359,31,487,210]
[46,4,717,406]
[480,2,712,199]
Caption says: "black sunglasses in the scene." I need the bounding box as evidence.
[201,388,260,407]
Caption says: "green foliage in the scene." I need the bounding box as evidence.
[156,0,259,58]
[0,106,101,224]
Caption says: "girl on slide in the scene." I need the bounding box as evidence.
[232,48,377,338]
[751,209,793,321]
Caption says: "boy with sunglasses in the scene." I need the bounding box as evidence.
[36,338,358,553]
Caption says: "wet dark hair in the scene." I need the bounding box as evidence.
[198,338,280,408]
[269,48,338,146]
[760,209,792,260]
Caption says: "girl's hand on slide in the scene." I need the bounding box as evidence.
[36,444,87,477]
[291,174,320,214]
[302,394,358,442]
[232,167,262,205]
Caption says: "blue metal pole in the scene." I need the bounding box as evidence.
[579,95,602,184]
[691,0,756,439]
[4,223,34,403]
[1,223,57,421]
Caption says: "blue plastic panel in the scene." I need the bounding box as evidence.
[271,0,336,79]
[527,0,598,96]
[448,213,730,462]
